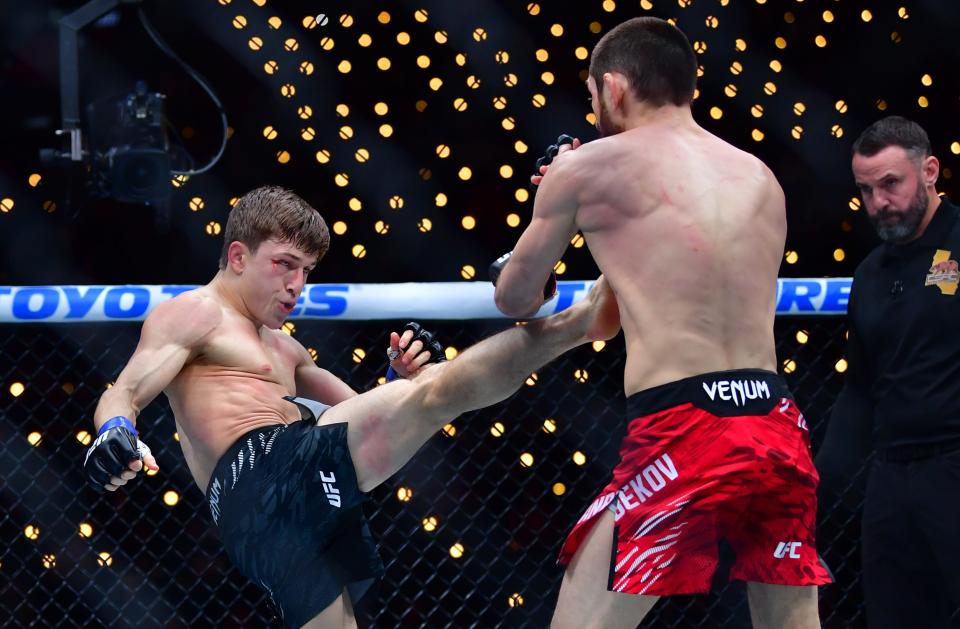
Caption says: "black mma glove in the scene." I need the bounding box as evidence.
[489,251,558,301]
[532,133,576,187]
[386,322,446,380]
[401,322,446,363]
[83,416,152,491]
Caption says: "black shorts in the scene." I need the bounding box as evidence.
[205,405,382,628]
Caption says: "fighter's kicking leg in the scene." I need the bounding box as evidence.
[319,276,620,493]
[299,282,617,628]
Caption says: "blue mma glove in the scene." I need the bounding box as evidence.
[83,416,152,491]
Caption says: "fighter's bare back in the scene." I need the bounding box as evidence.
[567,118,786,395]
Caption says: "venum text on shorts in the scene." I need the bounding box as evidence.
[702,378,771,407]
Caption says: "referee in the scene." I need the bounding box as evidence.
[817,115,960,628]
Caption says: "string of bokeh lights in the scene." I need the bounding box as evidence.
[5,2,958,271]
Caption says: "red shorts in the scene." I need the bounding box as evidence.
[558,369,832,596]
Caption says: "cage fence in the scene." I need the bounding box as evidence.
[0,318,888,627]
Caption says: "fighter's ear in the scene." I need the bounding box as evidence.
[602,72,628,109]
[226,241,249,273]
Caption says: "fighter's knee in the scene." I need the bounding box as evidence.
[375,365,452,430]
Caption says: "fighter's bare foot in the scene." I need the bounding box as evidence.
[579,276,621,342]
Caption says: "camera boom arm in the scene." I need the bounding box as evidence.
[58,0,144,161]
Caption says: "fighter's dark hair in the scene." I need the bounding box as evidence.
[589,17,697,107]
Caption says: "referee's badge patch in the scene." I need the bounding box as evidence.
[925,249,959,295]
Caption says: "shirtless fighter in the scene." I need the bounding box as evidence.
[492,17,830,629]
[82,186,620,629]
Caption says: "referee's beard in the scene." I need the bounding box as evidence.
[870,182,928,243]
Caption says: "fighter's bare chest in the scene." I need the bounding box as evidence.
[199,326,298,384]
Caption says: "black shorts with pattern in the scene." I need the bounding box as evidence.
[206,415,382,628]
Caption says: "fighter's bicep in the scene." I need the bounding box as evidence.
[112,340,192,412]
[531,154,581,221]
[512,159,581,265]
[115,297,218,410]
[511,214,578,274]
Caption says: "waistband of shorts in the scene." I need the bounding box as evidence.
[875,436,960,462]
[626,369,791,418]
[205,423,287,499]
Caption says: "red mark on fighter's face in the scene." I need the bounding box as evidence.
[246,238,318,328]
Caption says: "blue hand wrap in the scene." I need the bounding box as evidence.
[98,416,137,437]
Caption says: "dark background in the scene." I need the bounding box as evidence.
[2,0,958,287]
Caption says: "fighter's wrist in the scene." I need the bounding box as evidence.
[97,416,137,437]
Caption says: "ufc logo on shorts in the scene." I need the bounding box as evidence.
[320,471,341,508]
[774,541,802,559]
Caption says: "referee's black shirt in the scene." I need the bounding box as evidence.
[829,196,960,453]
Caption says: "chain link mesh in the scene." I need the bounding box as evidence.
[0,318,888,627]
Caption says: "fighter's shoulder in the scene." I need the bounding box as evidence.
[728,148,782,200]
[570,135,621,161]
[716,139,775,178]
[552,136,619,178]
[144,289,222,346]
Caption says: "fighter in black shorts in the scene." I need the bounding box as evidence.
[206,399,382,627]
[82,186,620,628]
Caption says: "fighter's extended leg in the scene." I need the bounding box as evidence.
[320,277,620,492]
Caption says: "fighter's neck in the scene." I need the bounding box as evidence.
[621,103,695,131]
[207,273,263,330]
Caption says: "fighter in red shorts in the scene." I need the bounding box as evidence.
[493,17,830,629]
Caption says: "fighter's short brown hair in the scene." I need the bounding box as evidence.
[218,186,329,269]
[590,17,697,107]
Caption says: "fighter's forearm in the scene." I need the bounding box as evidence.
[494,283,544,318]
[491,251,558,318]
[92,386,140,431]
